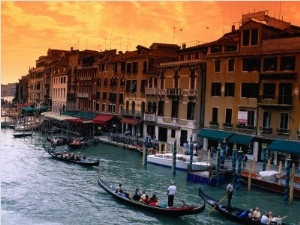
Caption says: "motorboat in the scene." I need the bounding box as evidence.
[147,153,211,171]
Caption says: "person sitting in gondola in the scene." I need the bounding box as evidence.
[115,184,123,193]
[131,188,141,201]
[147,194,160,207]
[248,208,254,219]
[253,207,261,221]
[139,194,149,204]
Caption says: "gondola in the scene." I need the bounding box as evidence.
[47,136,69,146]
[43,144,99,167]
[98,178,205,217]
[198,188,288,225]
[13,132,32,138]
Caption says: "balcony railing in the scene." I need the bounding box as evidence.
[121,109,142,117]
[144,113,156,122]
[276,128,290,134]
[145,88,158,95]
[167,88,183,96]
[260,127,273,134]
[76,93,90,98]
[258,95,293,106]
[158,89,166,96]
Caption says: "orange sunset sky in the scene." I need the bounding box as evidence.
[2,1,300,85]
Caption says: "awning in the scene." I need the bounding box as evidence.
[73,111,97,120]
[121,117,140,125]
[22,107,39,113]
[228,133,255,145]
[268,140,300,155]
[93,114,114,124]
[197,129,233,141]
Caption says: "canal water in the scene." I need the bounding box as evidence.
[1,128,299,225]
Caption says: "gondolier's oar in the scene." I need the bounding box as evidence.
[207,193,228,214]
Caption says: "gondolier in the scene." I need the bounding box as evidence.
[226,180,234,207]
[167,181,176,207]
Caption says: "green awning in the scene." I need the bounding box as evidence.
[73,111,97,120]
[228,133,255,145]
[62,110,78,116]
[268,140,300,155]
[197,129,233,141]
[22,107,39,113]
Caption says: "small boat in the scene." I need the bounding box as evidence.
[240,170,300,199]
[147,153,211,171]
[98,178,205,217]
[43,144,99,166]
[68,139,85,149]
[198,188,288,225]
[13,132,32,138]
[47,136,69,146]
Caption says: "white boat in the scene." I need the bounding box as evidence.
[147,153,211,171]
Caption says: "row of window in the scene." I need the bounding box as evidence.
[211,108,291,131]
[211,82,293,100]
[214,56,296,72]
[99,61,148,73]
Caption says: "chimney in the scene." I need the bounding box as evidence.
[118,51,123,55]
[182,43,186,49]
[232,25,235,32]
[70,47,73,53]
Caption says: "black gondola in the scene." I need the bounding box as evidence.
[198,188,288,225]
[98,178,205,217]
[43,144,99,167]
[13,132,32,138]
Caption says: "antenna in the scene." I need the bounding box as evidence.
[279,1,281,20]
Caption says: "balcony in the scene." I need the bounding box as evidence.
[167,88,183,100]
[210,121,219,128]
[183,89,197,97]
[77,93,90,98]
[260,127,273,134]
[258,95,293,108]
[276,128,290,135]
[237,124,256,132]
[144,113,156,122]
[223,122,233,129]
[145,88,158,95]
[121,109,142,118]
[158,89,166,96]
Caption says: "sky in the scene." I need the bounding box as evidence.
[2,1,300,85]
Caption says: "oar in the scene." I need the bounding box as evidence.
[207,193,228,214]
[177,195,187,206]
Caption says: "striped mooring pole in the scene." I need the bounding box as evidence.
[172,139,177,176]
[284,158,292,203]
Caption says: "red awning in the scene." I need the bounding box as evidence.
[121,117,139,125]
[92,114,114,124]
[65,118,87,123]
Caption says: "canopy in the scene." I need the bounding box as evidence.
[268,140,300,155]
[197,129,233,141]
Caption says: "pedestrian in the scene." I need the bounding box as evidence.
[210,146,216,159]
[243,153,248,170]
[226,180,234,207]
[167,181,176,207]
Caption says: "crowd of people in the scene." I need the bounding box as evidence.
[246,207,288,224]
